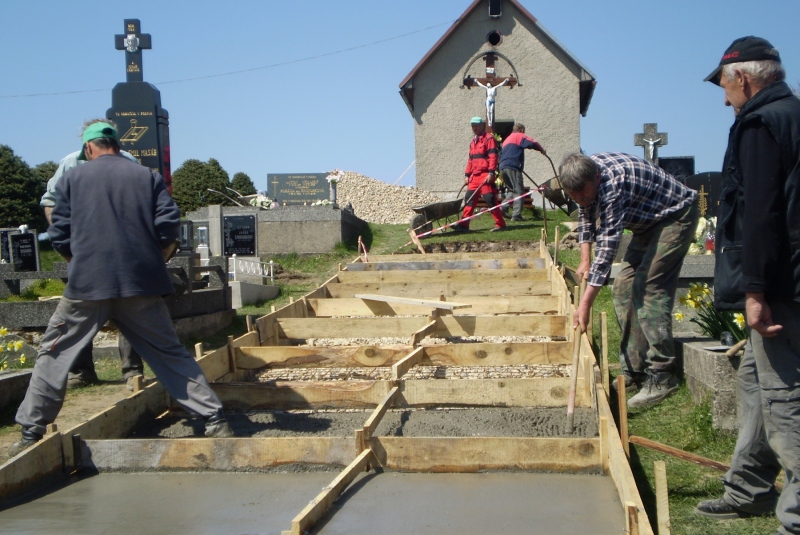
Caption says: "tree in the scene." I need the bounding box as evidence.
[33,161,58,184]
[170,158,233,214]
[0,145,47,230]
[230,172,257,196]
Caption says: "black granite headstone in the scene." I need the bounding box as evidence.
[267,173,328,205]
[9,233,39,272]
[0,229,20,264]
[107,19,171,187]
[685,172,723,218]
[178,221,194,252]
[659,156,695,182]
[223,215,257,256]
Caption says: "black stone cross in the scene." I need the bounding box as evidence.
[633,123,668,164]
[115,19,151,83]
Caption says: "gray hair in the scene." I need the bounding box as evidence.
[558,153,598,191]
[722,60,785,88]
[88,137,120,151]
[513,123,525,133]
[80,118,118,137]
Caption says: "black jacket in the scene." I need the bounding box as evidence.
[715,82,800,310]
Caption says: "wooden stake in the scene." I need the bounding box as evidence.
[626,502,640,535]
[246,315,254,332]
[628,436,729,472]
[270,305,276,313]
[654,461,671,535]
[618,375,630,457]
[194,342,203,361]
[132,375,144,393]
[573,284,579,308]
[601,312,609,395]
[599,416,609,473]
[45,423,58,434]
[554,225,560,267]
[227,335,238,375]
[542,194,548,242]
[566,326,580,434]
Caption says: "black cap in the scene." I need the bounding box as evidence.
[704,36,781,85]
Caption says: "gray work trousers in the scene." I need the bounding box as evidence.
[17,296,223,436]
[68,334,144,381]
[722,300,800,534]
[500,168,525,219]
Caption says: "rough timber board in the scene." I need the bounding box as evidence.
[325,280,553,298]
[371,436,599,472]
[275,315,567,340]
[308,295,561,316]
[337,268,548,283]
[0,432,63,503]
[213,380,396,410]
[82,437,355,471]
[367,251,543,262]
[312,472,624,535]
[0,472,337,535]
[345,258,547,271]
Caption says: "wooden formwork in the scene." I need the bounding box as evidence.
[0,240,652,535]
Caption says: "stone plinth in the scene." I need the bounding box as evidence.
[678,337,740,431]
[0,370,32,410]
[230,281,280,309]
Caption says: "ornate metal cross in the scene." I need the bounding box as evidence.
[633,123,668,164]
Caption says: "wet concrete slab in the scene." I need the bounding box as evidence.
[313,472,624,535]
[0,472,335,535]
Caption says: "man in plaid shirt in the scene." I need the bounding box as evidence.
[559,152,698,408]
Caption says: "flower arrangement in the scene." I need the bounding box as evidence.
[0,327,32,371]
[326,169,344,184]
[674,283,746,342]
[311,199,333,206]
[249,194,273,210]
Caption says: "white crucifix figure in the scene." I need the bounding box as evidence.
[475,78,509,127]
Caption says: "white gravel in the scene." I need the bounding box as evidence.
[337,171,442,224]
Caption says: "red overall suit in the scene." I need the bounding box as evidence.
[459,132,506,230]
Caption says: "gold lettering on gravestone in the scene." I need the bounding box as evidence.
[120,119,148,144]
[127,62,140,73]
[698,185,708,217]
[127,23,135,32]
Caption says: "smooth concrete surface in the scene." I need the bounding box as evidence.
[0,472,334,535]
[230,281,280,309]
[313,472,625,535]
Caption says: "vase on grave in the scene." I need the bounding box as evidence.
[329,182,338,203]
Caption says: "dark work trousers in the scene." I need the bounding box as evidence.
[722,301,800,534]
[67,334,144,381]
[612,200,699,377]
[500,168,525,219]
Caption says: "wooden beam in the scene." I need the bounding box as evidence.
[308,295,560,317]
[626,502,640,535]
[345,258,547,271]
[628,436,729,472]
[363,387,400,438]
[411,319,437,346]
[617,375,630,457]
[367,252,544,262]
[290,448,374,535]
[339,268,548,284]
[599,416,610,474]
[236,345,413,369]
[354,293,472,310]
[654,461,671,535]
[370,437,600,472]
[423,341,572,365]
[325,280,553,298]
[0,432,64,502]
[81,437,354,472]
[435,314,567,338]
[213,380,395,410]
[392,347,424,380]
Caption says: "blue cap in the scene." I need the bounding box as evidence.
[470,117,484,124]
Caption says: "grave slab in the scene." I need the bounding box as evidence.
[679,337,740,431]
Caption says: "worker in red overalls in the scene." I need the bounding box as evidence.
[455,116,507,232]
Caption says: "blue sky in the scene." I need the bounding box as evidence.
[1,1,798,191]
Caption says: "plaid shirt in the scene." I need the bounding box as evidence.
[578,152,697,286]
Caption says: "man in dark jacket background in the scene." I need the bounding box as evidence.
[696,36,800,534]
[9,122,232,457]
[499,123,546,221]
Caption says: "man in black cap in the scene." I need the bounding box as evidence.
[696,36,800,534]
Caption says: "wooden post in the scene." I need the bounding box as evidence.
[132,375,144,393]
[654,461,671,535]
[271,305,276,313]
[554,225,560,267]
[227,335,238,375]
[599,416,609,473]
[626,502,640,535]
[617,375,630,457]
[542,193,548,242]
[573,285,579,308]
[246,315,255,332]
[601,312,609,395]
[194,342,203,360]
[566,326,580,434]
[45,423,58,434]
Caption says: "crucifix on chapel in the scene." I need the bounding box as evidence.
[633,123,668,164]
[463,53,517,130]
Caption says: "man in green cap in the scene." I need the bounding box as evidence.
[10,121,232,457]
[456,116,506,232]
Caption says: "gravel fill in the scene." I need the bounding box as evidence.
[337,171,442,224]
[256,364,569,382]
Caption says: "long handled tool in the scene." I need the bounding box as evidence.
[566,324,581,433]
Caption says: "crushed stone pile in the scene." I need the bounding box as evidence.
[337,171,442,224]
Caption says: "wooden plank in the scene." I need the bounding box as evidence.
[81,437,355,471]
[435,314,568,338]
[363,387,400,437]
[599,416,610,474]
[290,448,374,535]
[308,295,560,317]
[411,319,437,346]
[371,437,600,472]
[345,258,547,271]
[628,436,730,472]
[654,460,671,535]
[196,345,230,381]
[235,341,572,370]
[354,293,471,310]
[617,375,630,457]
[277,317,429,340]
[213,380,395,410]
[367,251,544,262]
[339,268,548,284]
[236,345,413,369]
[326,280,553,298]
[392,347,424,380]
[0,432,64,502]
[627,502,640,535]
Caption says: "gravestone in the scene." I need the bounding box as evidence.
[267,173,327,205]
[633,123,668,164]
[685,172,722,218]
[659,156,695,182]
[0,229,20,263]
[9,233,39,272]
[178,221,194,252]
[223,215,257,256]
[107,19,171,186]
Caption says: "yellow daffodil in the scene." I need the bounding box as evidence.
[679,295,688,306]
[6,343,14,352]
[0,327,7,336]
[1,362,7,370]
[685,298,697,309]
[19,356,26,364]
[13,340,23,351]
[734,313,745,330]
[674,311,685,321]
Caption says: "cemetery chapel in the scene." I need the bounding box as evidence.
[400,0,596,198]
